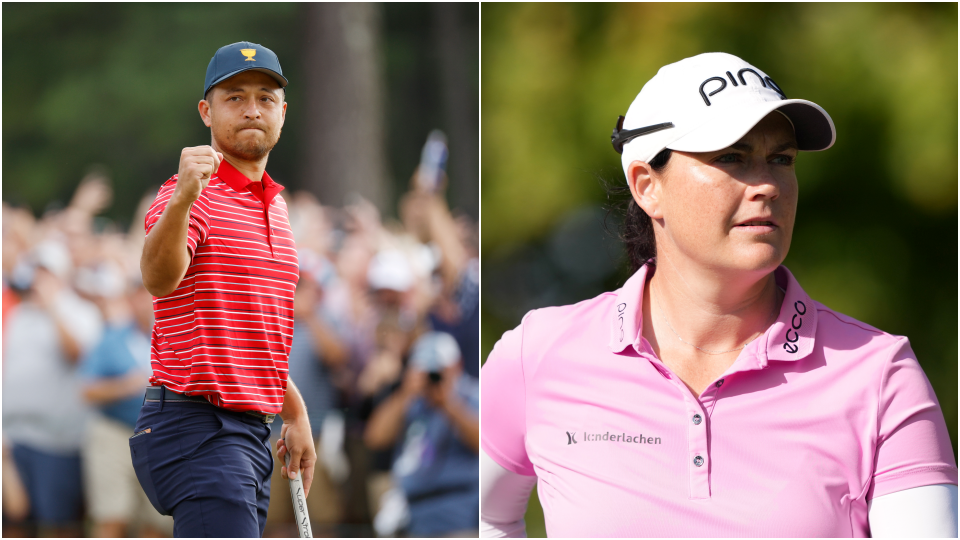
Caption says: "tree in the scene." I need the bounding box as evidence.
[302,3,388,211]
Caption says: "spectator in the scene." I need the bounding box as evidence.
[2,204,35,332]
[359,247,432,524]
[401,179,480,378]
[364,332,479,537]
[359,249,421,398]
[2,436,31,537]
[78,274,174,537]
[2,240,103,537]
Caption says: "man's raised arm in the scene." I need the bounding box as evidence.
[140,146,221,297]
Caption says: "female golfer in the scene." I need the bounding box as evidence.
[479,53,957,537]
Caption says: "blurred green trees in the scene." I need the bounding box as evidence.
[481,4,957,537]
[3,3,478,223]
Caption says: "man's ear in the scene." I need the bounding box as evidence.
[627,160,663,220]
[198,99,213,128]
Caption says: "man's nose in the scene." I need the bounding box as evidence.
[242,101,262,119]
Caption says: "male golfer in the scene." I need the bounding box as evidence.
[132,41,315,537]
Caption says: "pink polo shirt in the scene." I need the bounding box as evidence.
[481,264,957,537]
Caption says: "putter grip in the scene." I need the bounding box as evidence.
[284,447,313,538]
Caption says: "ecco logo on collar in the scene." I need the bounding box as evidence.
[617,303,627,342]
[783,300,806,354]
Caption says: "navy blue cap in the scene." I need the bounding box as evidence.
[203,41,288,98]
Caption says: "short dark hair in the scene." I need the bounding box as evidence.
[604,148,672,273]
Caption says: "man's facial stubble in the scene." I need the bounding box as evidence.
[212,116,282,162]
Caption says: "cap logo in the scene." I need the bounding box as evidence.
[240,48,257,62]
[698,68,787,106]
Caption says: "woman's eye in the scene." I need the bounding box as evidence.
[771,155,796,165]
[716,153,740,163]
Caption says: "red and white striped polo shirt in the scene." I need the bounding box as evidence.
[144,160,299,414]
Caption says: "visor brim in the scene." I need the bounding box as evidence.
[667,99,836,154]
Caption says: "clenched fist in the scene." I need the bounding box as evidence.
[174,146,223,203]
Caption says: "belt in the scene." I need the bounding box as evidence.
[144,386,276,424]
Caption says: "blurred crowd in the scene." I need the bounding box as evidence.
[2,167,480,538]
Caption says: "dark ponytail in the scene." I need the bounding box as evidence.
[603,148,672,274]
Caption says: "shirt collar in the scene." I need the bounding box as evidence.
[214,159,285,206]
[608,263,653,354]
[608,264,817,364]
[757,265,817,364]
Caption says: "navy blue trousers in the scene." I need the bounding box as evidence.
[130,399,273,538]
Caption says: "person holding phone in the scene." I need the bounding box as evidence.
[480,53,957,537]
[365,331,479,537]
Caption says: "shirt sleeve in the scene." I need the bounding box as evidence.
[868,484,959,537]
[143,177,211,258]
[480,448,537,537]
[870,338,958,499]
[481,315,535,476]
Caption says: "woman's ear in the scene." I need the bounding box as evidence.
[627,160,663,220]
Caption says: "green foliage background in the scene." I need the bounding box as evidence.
[3,3,479,224]
[480,4,958,536]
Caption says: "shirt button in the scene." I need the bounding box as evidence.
[715,379,724,388]
[692,414,703,425]
[693,455,704,467]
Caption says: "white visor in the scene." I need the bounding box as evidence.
[617,52,836,178]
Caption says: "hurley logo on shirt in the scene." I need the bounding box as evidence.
[566,430,661,445]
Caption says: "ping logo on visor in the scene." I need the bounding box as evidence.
[699,68,787,107]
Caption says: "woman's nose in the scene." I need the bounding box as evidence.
[746,162,781,201]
